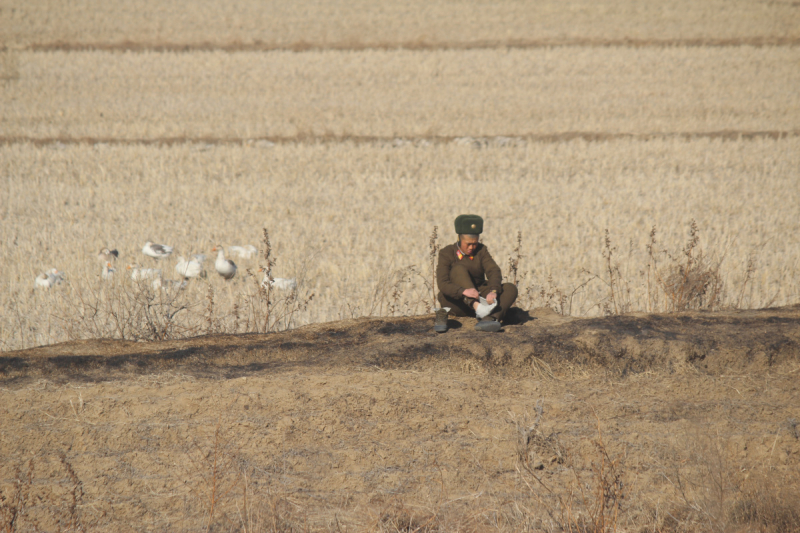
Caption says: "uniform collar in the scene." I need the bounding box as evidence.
[456,243,474,260]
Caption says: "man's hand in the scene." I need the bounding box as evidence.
[486,291,497,304]
[462,288,480,299]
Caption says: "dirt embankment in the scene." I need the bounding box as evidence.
[3,305,799,383]
[1,307,799,532]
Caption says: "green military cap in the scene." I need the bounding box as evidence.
[454,214,484,234]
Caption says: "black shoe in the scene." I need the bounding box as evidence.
[434,307,450,333]
[475,317,502,332]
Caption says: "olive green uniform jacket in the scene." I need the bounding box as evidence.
[436,243,503,299]
[436,242,518,320]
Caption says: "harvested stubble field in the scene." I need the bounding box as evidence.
[1,138,799,351]
[3,47,800,140]
[2,0,800,530]
[3,0,799,49]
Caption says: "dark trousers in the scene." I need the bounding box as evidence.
[437,263,518,321]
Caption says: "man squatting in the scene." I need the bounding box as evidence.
[436,214,518,333]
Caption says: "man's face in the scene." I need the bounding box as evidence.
[459,235,480,256]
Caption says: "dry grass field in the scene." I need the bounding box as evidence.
[1,138,799,351]
[3,0,799,50]
[2,48,800,140]
[2,0,800,531]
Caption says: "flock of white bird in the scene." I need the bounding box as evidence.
[35,241,297,292]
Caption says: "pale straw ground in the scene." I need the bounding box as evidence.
[2,48,800,139]
[2,0,798,48]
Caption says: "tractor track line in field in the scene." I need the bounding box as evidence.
[13,36,800,53]
[1,131,798,147]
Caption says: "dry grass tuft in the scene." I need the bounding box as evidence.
[650,220,725,312]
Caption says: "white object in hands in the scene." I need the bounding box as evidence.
[475,297,497,319]
[102,262,115,280]
[228,245,258,259]
[258,267,297,290]
[213,246,237,280]
[127,264,162,280]
[175,256,203,279]
[142,241,173,260]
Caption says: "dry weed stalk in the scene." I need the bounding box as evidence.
[184,418,243,532]
[243,228,314,333]
[596,229,635,316]
[603,229,619,315]
[646,225,659,313]
[260,228,273,332]
[428,225,440,313]
[507,230,523,286]
[584,418,624,532]
[205,283,218,334]
[736,254,756,309]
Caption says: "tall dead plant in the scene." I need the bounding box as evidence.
[241,228,314,333]
[184,418,243,532]
[507,230,523,286]
[650,221,725,312]
[428,225,440,312]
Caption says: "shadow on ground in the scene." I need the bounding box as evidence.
[2,305,799,383]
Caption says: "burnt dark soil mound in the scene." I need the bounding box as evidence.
[2,305,799,383]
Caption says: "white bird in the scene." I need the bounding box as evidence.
[35,273,53,289]
[127,264,162,281]
[213,246,237,280]
[142,241,173,261]
[97,248,119,264]
[228,245,258,259]
[102,262,115,280]
[46,268,64,284]
[258,267,297,291]
[175,256,204,279]
[35,269,62,289]
[192,253,207,263]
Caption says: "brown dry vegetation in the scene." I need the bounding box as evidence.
[2,308,800,531]
[2,0,800,530]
